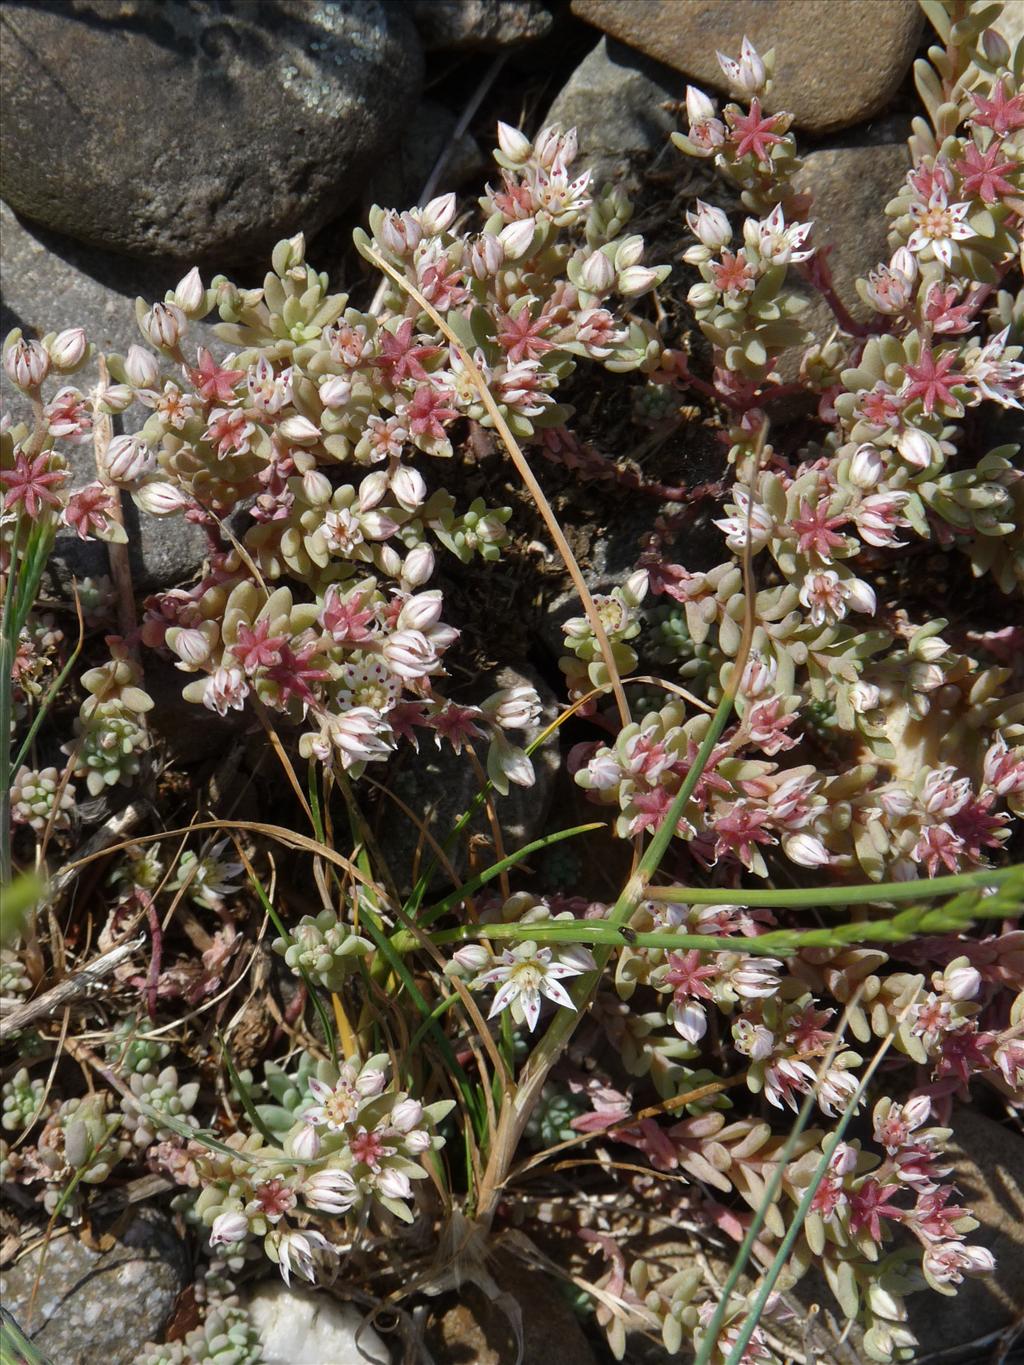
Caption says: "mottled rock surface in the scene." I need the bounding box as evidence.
[789,141,911,352]
[909,1109,1024,1362]
[570,0,923,133]
[545,37,686,190]
[411,0,552,50]
[0,1210,189,1365]
[245,1281,391,1364]
[1,0,422,260]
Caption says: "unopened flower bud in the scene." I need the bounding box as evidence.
[278,414,320,445]
[358,469,389,511]
[288,1124,322,1161]
[401,543,435,588]
[850,681,881,712]
[742,653,777,698]
[376,543,403,577]
[469,233,504,278]
[379,209,422,256]
[618,265,661,296]
[390,463,426,510]
[843,577,877,615]
[784,832,831,867]
[717,36,767,97]
[898,426,934,469]
[376,1167,411,1200]
[622,569,649,605]
[390,1098,423,1133]
[383,629,438,679]
[533,125,562,168]
[210,1210,249,1247]
[942,960,981,1001]
[134,480,190,515]
[580,251,616,293]
[49,328,87,369]
[614,235,644,270]
[686,200,731,249]
[912,634,949,662]
[482,685,541,730]
[141,301,186,349]
[850,443,885,488]
[102,433,154,483]
[685,85,717,125]
[125,344,160,389]
[319,374,352,409]
[419,192,457,236]
[498,218,537,261]
[397,590,444,632]
[97,383,134,415]
[450,943,492,975]
[496,120,532,164]
[173,267,205,316]
[169,626,214,667]
[4,337,50,389]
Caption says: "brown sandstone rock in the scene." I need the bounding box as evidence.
[570,0,923,133]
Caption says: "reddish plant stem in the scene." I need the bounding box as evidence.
[145,895,162,1021]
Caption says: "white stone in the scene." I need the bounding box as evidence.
[246,1282,391,1365]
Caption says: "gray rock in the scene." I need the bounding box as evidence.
[0,1209,189,1365]
[379,664,561,892]
[363,98,486,215]
[776,142,910,384]
[1,0,423,261]
[546,37,686,191]
[246,1281,390,1364]
[571,0,923,134]
[411,0,552,50]
[909,1108,1024,1362]
[793,144,911,326]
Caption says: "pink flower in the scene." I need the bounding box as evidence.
[63,482,119,540]
[849,1180,904,1241]
[912,823,964,876]
[789,498,849,560]
[190,348,245,404]
[970,77,1024,134]
[712,800,777,871]
[44,386,92,442]
[497,307,555,364]
[726,98,785,165]
[711,249,757,298]
[405,384,458,442]
[901,345,963,416]
[377,319,441,385]
[204,406,255,458]
[0,449,67,518]
[251,1177,296,1222]
[232,618,287,674]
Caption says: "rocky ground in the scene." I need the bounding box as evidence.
[1,2,1022,1362]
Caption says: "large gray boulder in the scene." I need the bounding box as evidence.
[1,0,423,261]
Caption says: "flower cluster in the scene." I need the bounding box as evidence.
[195,1054,451,1282]
[566,12,1023,892]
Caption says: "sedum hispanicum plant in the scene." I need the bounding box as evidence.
[1,4,1022,1362]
